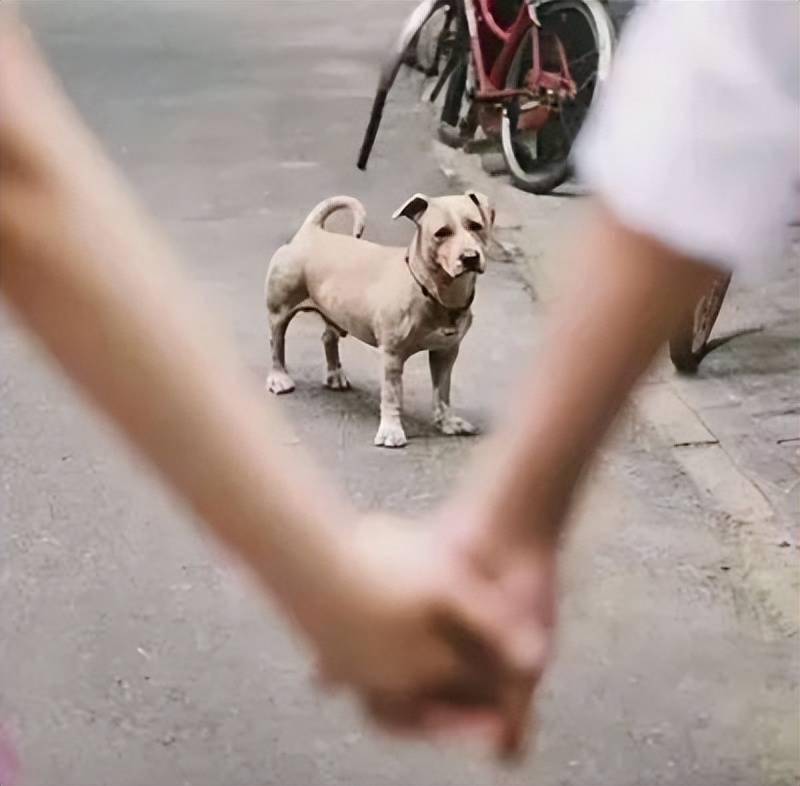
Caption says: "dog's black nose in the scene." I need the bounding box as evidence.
[461,250,481,270]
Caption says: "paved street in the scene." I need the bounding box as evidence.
[0,3,797,785]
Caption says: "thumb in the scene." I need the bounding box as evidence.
[496,674,537,760]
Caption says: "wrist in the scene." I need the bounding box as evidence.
[456,434,578,547]
[443,496,562,579]
[440,504,560,634]
[455,487,568,546]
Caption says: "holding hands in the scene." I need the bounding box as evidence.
[298,512,558,759]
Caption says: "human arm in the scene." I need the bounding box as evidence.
[0,14,352,643]
[448,0,798,557]
[398,0,799,746]
[454,204,717,555]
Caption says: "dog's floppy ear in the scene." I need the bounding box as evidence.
[466,190,495,227]
[393,193,429,223]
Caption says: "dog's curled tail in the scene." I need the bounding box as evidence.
[299,196,366,239]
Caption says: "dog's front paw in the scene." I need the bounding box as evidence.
[325,368,351,391]
[374,421,407,448]
[266,370,295,395]
[436,414,478,436]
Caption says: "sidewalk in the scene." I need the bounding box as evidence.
[435,142,800,636]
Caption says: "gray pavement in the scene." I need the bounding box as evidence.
[1,3,797,785]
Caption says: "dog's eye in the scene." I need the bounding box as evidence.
[434,226,454,240]
[467,220,484,232]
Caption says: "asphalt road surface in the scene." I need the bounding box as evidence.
[1,3,796,785]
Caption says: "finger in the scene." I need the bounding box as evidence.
[365,670,515,738]
[430,582,513,676]
[423,673,501,708]
[364,694,427,734]
[433,579,547,683]
[496,675,535,761]
[493,616,549,759]
[419,703,504,739]
[367,694,506,748]
[434,584,548,760]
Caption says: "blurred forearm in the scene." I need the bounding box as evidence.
[465,204,716,547]
[0,17,350,635]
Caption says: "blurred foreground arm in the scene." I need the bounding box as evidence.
[0,15,351,636]
[455,0,798,556]
[457,206,716,557]
[420,210,719,742]
[408,0,798,747]
[0,16,540,748]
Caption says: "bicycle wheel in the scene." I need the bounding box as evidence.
[500,0,614,194]
[669,272,733,374]
[409,4,454,75]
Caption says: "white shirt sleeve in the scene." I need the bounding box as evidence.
[574,0,800,276]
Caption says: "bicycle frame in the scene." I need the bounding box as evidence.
[357,0,581,170]
[464,0,576,104]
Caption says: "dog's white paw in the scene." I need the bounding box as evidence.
[436,415,478,436]
[325,368,351,391]
[266,370,295,395]
[374,422,407,448]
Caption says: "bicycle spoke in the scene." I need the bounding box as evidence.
[574,71,597,96]
[566,48,598,70]
[429,49,463,103]
[559,108,582,144]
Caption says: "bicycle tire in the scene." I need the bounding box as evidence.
[500,0,614,194]
[669,272,733,374]
[410,4,453,75]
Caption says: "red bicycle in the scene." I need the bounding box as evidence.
[358,0,616,194]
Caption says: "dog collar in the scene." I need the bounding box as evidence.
[404,254,475,316]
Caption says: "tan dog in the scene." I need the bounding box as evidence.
[265,191,494,447]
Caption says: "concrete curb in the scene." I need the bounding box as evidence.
[433,141,799,638]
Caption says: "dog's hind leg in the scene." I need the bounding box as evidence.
[265,246,308,395]
[266,309,296,394]
[322,326,350,390]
